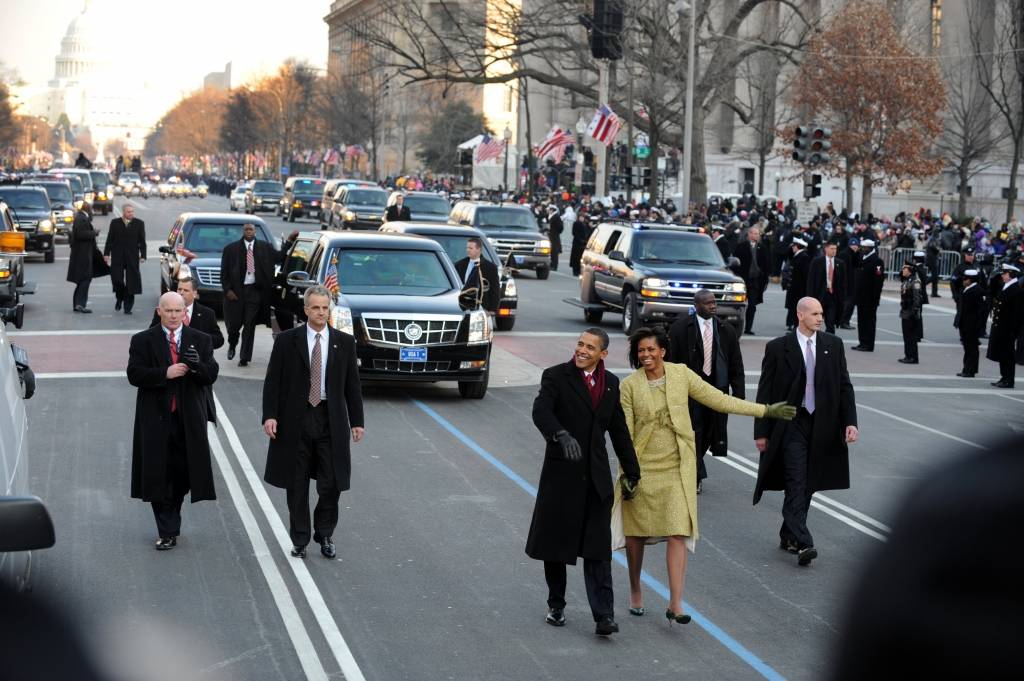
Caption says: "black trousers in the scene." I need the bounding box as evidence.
[151,413,190,538]
[543,559,614,621]
[960,333,979,374]
[111,268,135,311]
[785,304,797,329]
[285,402,339,547]
[225,285,261,361]
[744,302,758,332]
[856,303,877,350]
[780,409,815,549]
[73,279,90,309]
[841,295,856,325]
[821,292,840,333]
[999,357,1016,385]
[902,318,919,361]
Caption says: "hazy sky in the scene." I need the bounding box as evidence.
[1,0,329,97]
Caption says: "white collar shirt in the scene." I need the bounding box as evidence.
[465,258,481,283]
[184,303,194,323]
[964,282,977,293]
[1005,277,1019,289]
[243,240,256,285]
[796,329,817,408]
[306,324,328,400]
[162,325,181,350]
[696,314,714,341]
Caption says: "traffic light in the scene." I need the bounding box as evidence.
[809,127,832,165]
[585,0,624,60]
[793,126,810,163]
[804,173,822,199]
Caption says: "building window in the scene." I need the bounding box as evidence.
[1001,187,1016,200]
[931,0,942,51]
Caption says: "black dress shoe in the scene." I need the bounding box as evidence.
[744,329,754,335]
[227,345,236,360]
[73,305,83,313]
[839,323,855,330]
[992,380,1015,389]
[595,616,619,636]
[238,359,248,367]
[545,608,565,627]
[897,357,918,364]
[779,538,799,554]
[124,308,133,315]
[115,299,122,311]
[956,372,975,378]
[155,537,177,551]
[798,546,818,566]
[290,546,307,558]
[80,307,93,314]
[318,536,336,559]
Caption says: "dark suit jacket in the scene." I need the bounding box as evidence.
[454,257,501,313]
[735,239,770,304]
[714,235,732,260]
[385,204,412,221]
[127,324,219,501]
[668,314,744,457]
[66,211,99,284]
[221,238,277,298]
[753,331,857,504]
[103,217,146,294]
[527,361,640,563]
[957,284,983,338]
[784,249,811,311]
[808,254,848,303]
[262,325,364,491]
[150,302,223,423]
[855,252,885,307]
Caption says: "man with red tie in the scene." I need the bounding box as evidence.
[128,291,219,550]
[807,241,847,334]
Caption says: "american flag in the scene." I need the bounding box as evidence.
[587,104,623,146]
[324,256,340,295]
[474,134,506,163]
[534,127,575,163]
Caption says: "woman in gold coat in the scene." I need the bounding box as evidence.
[617,326,794,623]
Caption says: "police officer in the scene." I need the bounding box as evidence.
[784,236,811,331]
[912,250,929,341]
[986,264,1022,389]
[956,269,983,378]
[838,237,861,329]
[951,247,987,338]
[851,239,884,352]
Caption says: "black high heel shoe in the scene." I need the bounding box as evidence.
[665,608,691,625]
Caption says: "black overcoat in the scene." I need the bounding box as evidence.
[150,302,224,423]
[526,361,640,564]
[569,219,590,272]
[784,249,811,311]
[958,284,983,340]
[547,214,564,255]
[221,237,278,325]
[104,217,146,294]
[262,325,364,491]
[385,204,411,221]
[66,210,99,284]
[668,314,745,457]
[127,325,219,502]
[454,257,501,313]
[855,252,885,306]
[735,240,770,305]
[753,332,857,504]
[986,280,1022,363]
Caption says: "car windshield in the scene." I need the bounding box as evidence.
[291,179,325,196]
[53,175,84,195]
[346,190,387,207]
[632,235,724,266]
[0,189,50,211]
[253,181,283,193]
[90,172,111,187]
[422,234,495,266]
[475,207,536,230]
[120,173,140,181]
[332,248,453,295]
[184,223,269,252]
[28,183,73,206]
[403,195,450,215]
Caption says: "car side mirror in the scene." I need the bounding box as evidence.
[0,496,55,552]
[286,270,313,289]
[608,250,626,263]
[1,303,24,329]
[158,245,172,254]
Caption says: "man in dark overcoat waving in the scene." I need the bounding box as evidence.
[127,291,219,550]
[528,328,640,636]
[753,297,858,567]
[104,203,146,314]
[262,285,364,559]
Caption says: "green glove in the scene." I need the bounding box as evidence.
[764,401,797,420]
[620,476,639,500]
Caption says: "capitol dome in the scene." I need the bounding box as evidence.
[52,0,110,83]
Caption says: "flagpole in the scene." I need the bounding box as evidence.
[679,0,696,216]
[596,61,610,197]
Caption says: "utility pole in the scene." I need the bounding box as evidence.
[679,0,697,216]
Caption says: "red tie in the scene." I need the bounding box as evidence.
[168,334,178,413]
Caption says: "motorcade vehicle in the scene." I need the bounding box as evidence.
[576,221,747,334]
[229,183,250,211]
[117,171,142,192]
[22,180,75,237]
[330,186,388,231]
[196,182,209,198]
[157,213,275,311]
[140,181,157,199]
[449,201,551,279]
[244,179,285,214]
[0,303,53,592]
[88,170,114,215]
[0,187,56,263]
[49,168,95,205]
[384,191,451,223]
[379,222,519,330]
[0,202,26,305]
[320,178,378,229]
[280,177,327,222]
[157,181,173,198]
[276,231,493,398]
[35,173,86,207]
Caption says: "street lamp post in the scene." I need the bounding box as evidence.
[676,0,697,216]
[502,125,513,198]
[575,114,587,194]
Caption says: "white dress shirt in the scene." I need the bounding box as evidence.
[796,328,817,408]
[696,314,714,342]
[243,240,256,285]
[464,258,481,283]
[184,303,194,324]
[306,323,328,400]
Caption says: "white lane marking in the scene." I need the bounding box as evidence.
[738,385,1024,396]
[711,455,888,541]
[208,427,328,681]
[998,393,1024,404]
[502,330,972,347]
[725,451,892,533]
[858,403,987,450]
[213,393,368,681]
[11,329,137,336]
[742,371,997,381]
[36,371,124,379]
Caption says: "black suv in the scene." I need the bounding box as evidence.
[0,187,56,263]
[23,180,75,238]
[88,170,114,215]
[449,201,551,279]
[577,222,747,335]
[379,222,519,330]
[0,201,26,305]
[331,186,389,230]
[244,179,285,214]
[280,176,327,222]
[276,231,493,398]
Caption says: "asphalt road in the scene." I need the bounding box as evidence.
[11,194,1023,681]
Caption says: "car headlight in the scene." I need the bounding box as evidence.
[641,277,670,298]
[539,239,551,249]
[255,197,262,203]
[38,219,53,233]
[504,277,517,297]
[467,309,493,344]
[293,200,302,208]
[98,192,106,200]
[344,211,356,221]
[723,282,746,293]
[311,201,319,206]
[329,304,354,336]
[645,277,668,288]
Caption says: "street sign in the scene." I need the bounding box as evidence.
[634,146,650,159]
[281,166,289,175]
[796,200,818,223]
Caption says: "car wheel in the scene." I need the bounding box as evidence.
[44,249,54,264]
[495,316,515,331]
[535,266,550,280]
[584,308,604,324]
[458,372,488,399]
[622,292,640,335]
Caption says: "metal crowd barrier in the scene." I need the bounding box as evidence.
[881,247,961,281]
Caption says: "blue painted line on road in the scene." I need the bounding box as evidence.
[412,399,787,681]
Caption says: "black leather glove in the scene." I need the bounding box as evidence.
[620,476,638,500]
[554,430,582,462]
[182,345,202,370]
